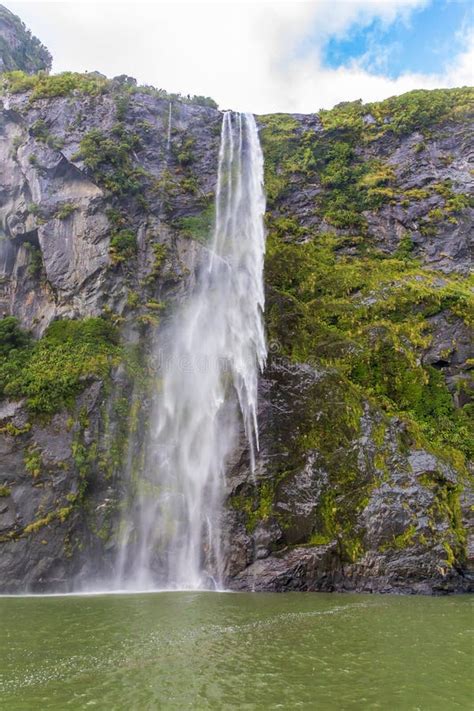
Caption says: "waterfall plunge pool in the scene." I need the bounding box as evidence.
[0,591,472,709]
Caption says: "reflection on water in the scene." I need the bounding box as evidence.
[0,592,472,710]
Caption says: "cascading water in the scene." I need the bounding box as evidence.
[166,101,172,154]
[115,112,266,590]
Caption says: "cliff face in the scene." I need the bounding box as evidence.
[0,63,472,592]
[225,93,474,594]
[0,5,51,74]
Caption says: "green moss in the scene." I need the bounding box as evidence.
[0,485,11,497]
[258,114,300,202]
[24,243,43,278]
[308,533,332,546]
[55,203,77,220]
[421,470,466,564]
[109,229,137,263]
[260,89,474,236]
[0,317,120,416]
[259,118,396,227]
[151,243,167,271]
[22,506,73,536]
[292,377,373,561]
[394,234,415,260]
[145,300,163,312]
[265,222,473,462]
[416,180,473,235]
[178,203,215,242]
[231,481,275,533]
[126,291,140,309]
[24,446,42,478]
[380,524,417,552]
[0,422,31,437]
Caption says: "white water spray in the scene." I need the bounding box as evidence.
[166,101,172,154]
[116,112,266,590]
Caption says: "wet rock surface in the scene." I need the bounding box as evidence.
[225,359,473,594]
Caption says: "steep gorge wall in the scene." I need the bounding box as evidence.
[0,73,223,590]
[225,92,474,593]
[0,67,472,592]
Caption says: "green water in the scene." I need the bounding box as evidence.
[0,592,472,710]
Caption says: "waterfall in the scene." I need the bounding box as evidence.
[166,101,172,154]
[115,112,266,590]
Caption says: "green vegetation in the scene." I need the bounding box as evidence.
[0,316,30,356]
[318,87,474,137]
[0,485,11,497]
[173,135,196,167]
[230,366,375,562]
[260,116,397,225]
[265,227,473,462]
[23,506,73,535]
[232,481,274,533]
[0,5,51,74]
[1,70,109,99]
[54,203,77,220]
[257,114,300,202]
[0,421,31,437]
[109,229,137,263]
[1,69,217,109]
[24,243,43,278]
[24,446,42,478]
[131,84,218,109]
[30,118,64,150]
[0,317,120,415]
[380,524,417,552]
[260,88,474,232]
[73,125,146,196]
[419,180,473,235]
[259,87,473,471]
[178,203,215,242]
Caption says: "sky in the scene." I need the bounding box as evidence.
[7,0,474,113]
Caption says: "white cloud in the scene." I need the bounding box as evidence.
[6,0,474,113]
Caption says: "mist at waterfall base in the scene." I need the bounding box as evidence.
[113,112,266,592]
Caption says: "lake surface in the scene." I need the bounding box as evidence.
[0,591,472,710]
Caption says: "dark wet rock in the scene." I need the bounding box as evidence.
[225,359,473,594]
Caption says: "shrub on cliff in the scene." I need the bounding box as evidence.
[0,316,30,356]
[0,317,120,415]
[109,229,137,263]
[0,5,51,73]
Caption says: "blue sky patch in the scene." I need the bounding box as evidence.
[322,0,473,77]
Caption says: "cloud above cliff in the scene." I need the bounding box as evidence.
[7,0,474,113]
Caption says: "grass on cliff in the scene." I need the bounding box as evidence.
[0,70,218,108]
[260,87,473,466]
[318,87,474,136]
[0,317,121,415]
[265,226,474,463]
[73,124,148,196]
[259,87,474,223]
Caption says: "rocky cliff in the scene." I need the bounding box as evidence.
[0,11,472,594]
[0,5,51,74]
